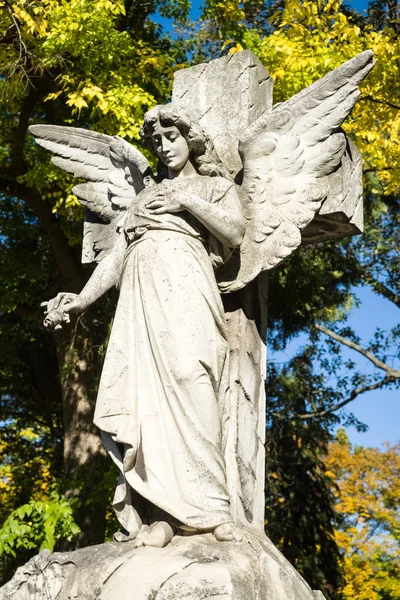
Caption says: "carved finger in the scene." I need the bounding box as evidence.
[40,301,49,314]
[64,301,79,313]
[150,207,170,215]
[47,296,63,312]
[62,295,76,306]
[149,192,167,202]
[146,201,165,209]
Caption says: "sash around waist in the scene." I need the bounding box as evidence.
[123,227,207,263]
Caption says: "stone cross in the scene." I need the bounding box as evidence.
[173,50,363,530]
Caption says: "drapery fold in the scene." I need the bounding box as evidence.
[94,176,239,532]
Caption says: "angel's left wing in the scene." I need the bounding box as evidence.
[218,50,375,293]
[29,125,153,263]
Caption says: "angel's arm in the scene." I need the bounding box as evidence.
[43,231,128,322]
[147,182,245,248]
[70,231,127,312]
[42,229,127,329]
[185,192,244,248]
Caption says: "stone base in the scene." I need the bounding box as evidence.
[0,530,326,600]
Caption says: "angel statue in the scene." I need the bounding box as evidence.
[32,50,374,550]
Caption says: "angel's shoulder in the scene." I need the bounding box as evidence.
[207,175,233,187]
[202,175,235,199]
[173,174,234,202]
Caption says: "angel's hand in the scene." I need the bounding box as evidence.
[145,187,186,215]
[41,293,88,331]
[41,292,84,313]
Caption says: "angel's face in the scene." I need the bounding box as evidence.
[151,123,190,174]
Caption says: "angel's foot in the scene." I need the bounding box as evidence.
[133,524,150,548]
[134,521,174,548]
[113,528,139,542]
[213,522,243,543]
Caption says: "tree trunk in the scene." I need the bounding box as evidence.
[54,308,113,547]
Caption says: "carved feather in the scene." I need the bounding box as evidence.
[218,51,375,292]
[29,124,154,263]
[52,156,109,182]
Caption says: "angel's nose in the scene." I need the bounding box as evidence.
[161,137,172,153]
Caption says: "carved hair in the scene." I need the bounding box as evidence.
[139,104,229,179]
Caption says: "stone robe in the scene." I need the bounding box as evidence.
[93,175,242,534]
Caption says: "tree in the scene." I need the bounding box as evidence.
[326,430,400,600]
[265,355,343,598]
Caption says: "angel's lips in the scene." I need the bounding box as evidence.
[161,154,175,165]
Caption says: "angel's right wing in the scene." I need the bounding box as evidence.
[218,50,375,292]
[29,125,153,263]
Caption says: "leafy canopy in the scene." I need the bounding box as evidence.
[201,0,399,196]
[327,431,400,600]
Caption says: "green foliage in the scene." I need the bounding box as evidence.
[367,0,400,32]
[327,431,400,600]
[0,425,58,517]
[354,188,399,309]
[0,492,80,557]
[265,352,342,599]
[243,0,399,196]
[267,241,360,348]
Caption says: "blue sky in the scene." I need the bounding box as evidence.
[349,0,369,12]
[340,288,398,447]
[159,0,371,31]
[271,287,399,449]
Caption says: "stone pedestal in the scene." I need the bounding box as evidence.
[0,530,326,600]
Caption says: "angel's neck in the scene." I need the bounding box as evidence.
[168,159,198,180]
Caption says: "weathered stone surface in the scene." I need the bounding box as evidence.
[301,140,363,244]
[225,299,267,530]
[173,50,273,175]
[173,51,373,529]
[0,531,327,600]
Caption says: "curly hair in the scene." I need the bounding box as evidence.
[139,104,230,180]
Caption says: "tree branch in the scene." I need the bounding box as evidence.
[362,273,400,308]
[315,324,400,378]
[359,96,400,111]
[293,377,394,420]
[363,167,394,173]
[271,321,400,421]
[4,3,35,86]
[10,85,41,174]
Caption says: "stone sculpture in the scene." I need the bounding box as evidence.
[1,49,374,600]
